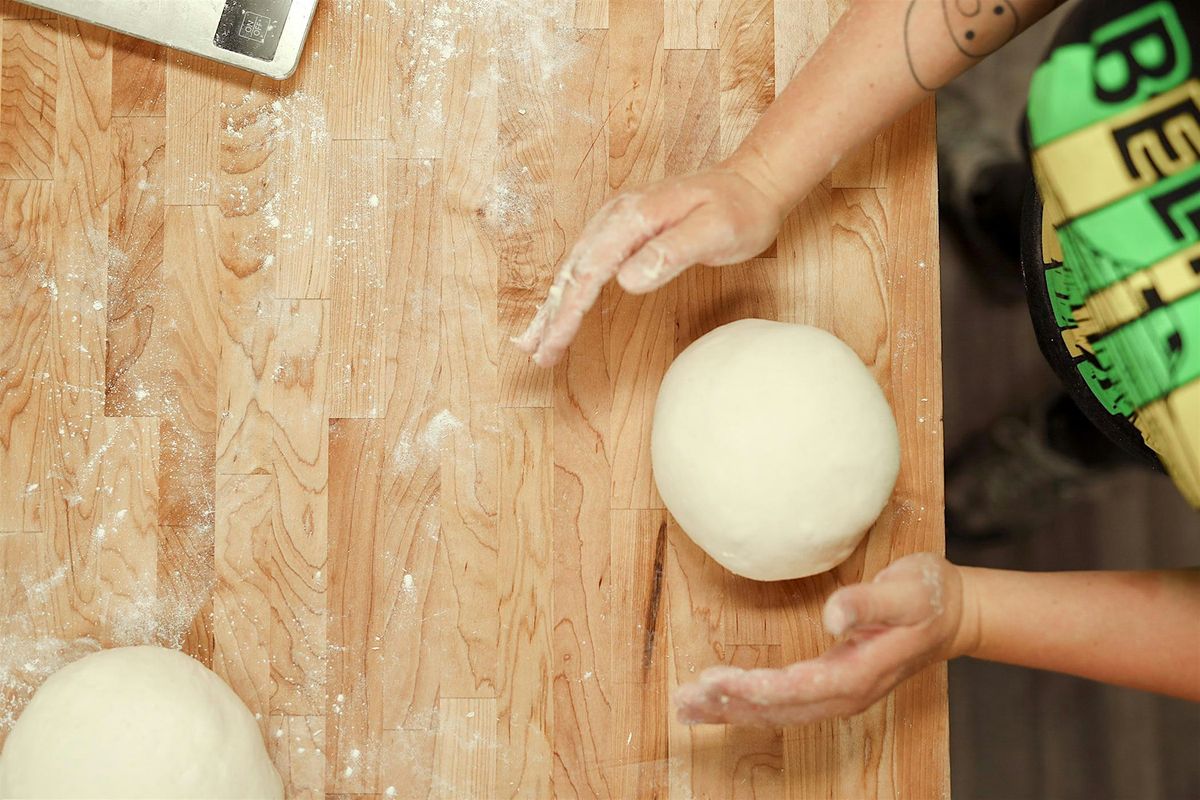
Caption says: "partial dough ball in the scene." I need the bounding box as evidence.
[0,646,282,800]
[651,319,900,581]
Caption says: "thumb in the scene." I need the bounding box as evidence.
[615,206,733,294]
[823,579,938,636]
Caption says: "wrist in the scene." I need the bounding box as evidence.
[949,565,983,659]
[720,142,800,219]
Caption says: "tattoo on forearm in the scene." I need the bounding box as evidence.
[904,0,1021,91]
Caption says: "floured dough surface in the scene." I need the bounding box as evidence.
[0,645,282,799]
[651,319,900,581]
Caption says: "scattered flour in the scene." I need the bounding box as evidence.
[482,165,537,233]
[392,409,464,472]
[0,637,101,731]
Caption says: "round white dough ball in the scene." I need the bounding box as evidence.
[0,646,283,800]
[651,318,900,581]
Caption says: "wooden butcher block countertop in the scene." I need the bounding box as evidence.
[0,0,946,796]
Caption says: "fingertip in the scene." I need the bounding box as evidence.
[510,333,536,355]
[697,665,743,686]
[616,263,657,294]
[530,347,561,369]
[823,591,858,637]
[673,685,712,725]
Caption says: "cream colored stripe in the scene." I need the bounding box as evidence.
[1135,380,1200,508]
[1073,244,1200,339]
[1034,81,1200,222]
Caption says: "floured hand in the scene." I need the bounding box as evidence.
[513,163,786,367]
[675,553,969,726]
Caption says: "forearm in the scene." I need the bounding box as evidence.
[954,567,1200,699]
[727,0,1063,208]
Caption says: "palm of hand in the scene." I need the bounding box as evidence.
[675,553,964,726]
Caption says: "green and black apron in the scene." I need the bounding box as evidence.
[1024,0,1200,506]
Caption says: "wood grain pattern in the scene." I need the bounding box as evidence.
[0,2,945,797]
[497,407,554,798]
[0,1,53,20]
[106,115,164,417]
[664,0,721,50]
[0,18,56,179]
[0,178,50,533]
[111,36,164,118]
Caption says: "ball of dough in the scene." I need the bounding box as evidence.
[0,646,283,799]
[651,319,900,581]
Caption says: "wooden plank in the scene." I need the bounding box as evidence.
[440,0,497,171]
[268,299,329,717]
[431,697,499,799]
[324,0,387,140]
[326,407,445,794]
[718,0,774,159]
[111,35,164,117]
[440,138,503,701]
[325,418,389,796]
[164,54,222,205]
[773,0,838,92]
[388,0,447,160]
[213,473,274,735]
[215,83,279,475]
[831,133,890,189]
[273,8,332,300]
[610,510,671,799]
[0,179,51,532]
[159,205,219,528]
[268,714,327,800]
[574,0,609,29]
[606,283,673,511]
[0,1,54,19]
[0,18,56,178]
[663,518,727,798]
[607,0,666,188]
[378,728,436,800]
[94,416,159,640]
[443,149,499,396]
[496,407,554,798]
[106,115,165,417]
[157,523,216,661]
[664,0,720,49]
[327,139,387,418]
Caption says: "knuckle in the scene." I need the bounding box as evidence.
[610,192,642,214]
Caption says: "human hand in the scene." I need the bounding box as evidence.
[675,553,972,726]
[512,160,787,367]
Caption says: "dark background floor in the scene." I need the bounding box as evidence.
[938,4,1200,797]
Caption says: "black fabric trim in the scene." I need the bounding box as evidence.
[1018,179,1165,470]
